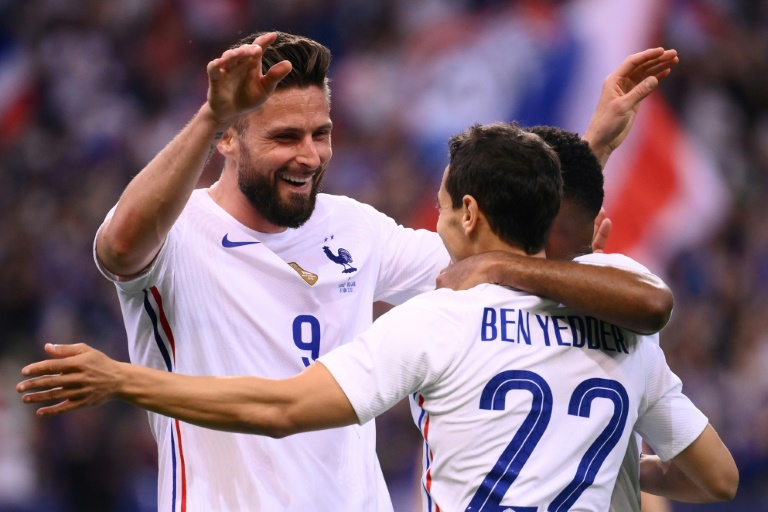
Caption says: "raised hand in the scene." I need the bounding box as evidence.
[17,343,122,416]
[583,47,679,167]
[205,32,293,125]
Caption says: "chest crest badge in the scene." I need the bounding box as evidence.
[323,246,358,274]
[288,262,319,286]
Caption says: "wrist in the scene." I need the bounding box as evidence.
[486,251,519,287]
[113,361,133,402]
[198,103,236,131]
[584,136,611,169]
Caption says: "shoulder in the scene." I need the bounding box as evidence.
[315,193,375,213]
[385,288,463,321]
[573,252,652,274]
[315,194,394,222]
[396,285,539,320]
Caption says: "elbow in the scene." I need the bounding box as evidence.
[99,235,132,271]
[647,291,673,332]
[241,405,303,439]
[706,465,739,502]
[97,224,156,277]
[261,419,298,439]
[633,287,674,335]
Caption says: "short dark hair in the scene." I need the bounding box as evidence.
[446,123,562,254]
[526,125,603,219]
[232,32,331,92]
[231,32,332,133]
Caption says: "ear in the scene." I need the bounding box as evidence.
[461,195,480,236]
[216,128,239,158]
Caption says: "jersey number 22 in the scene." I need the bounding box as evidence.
[466,370,629,511]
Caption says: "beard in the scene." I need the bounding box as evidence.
[236,147,326,229]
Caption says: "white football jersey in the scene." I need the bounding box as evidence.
[320,281,706,512]
[572,253,708,512]
[95,189,449,512]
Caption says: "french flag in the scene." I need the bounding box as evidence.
[560,0,729,273]
[403,0,728,273]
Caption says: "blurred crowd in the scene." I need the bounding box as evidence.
[1,0,767,510]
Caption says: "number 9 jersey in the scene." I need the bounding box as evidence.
[320,282,708,512]
[95,190,449,512]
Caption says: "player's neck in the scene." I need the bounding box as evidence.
[208,180,289,234]
[468,235,545,260]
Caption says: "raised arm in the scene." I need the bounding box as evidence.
[98,32,292,277]
[436,251,672,335]
[583,47,679,168]
[17,344,356,438]
[639,424,738,503]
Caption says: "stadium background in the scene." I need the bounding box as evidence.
[1,0,766,510]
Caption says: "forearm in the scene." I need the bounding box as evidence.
[639,455,734,503]
[115,361,356,438]
[98,104,231,276]
[646,424,738,503]
[115,362,293,436]
[640,455,705,502]
[489,253,672,334]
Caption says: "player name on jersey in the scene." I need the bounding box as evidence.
[481,307,630,354]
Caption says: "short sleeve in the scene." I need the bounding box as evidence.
[93,204,177,293]
[357,204,450,305]
[633,343,708,461]
[573,252,653,274]
[319,297,461,424]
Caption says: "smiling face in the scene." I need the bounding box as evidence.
[234,86,333,228]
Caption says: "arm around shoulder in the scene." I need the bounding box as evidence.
[448,251,673,334]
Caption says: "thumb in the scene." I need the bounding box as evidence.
[45,342,91,358]
[629,76,659,105]
[263,60,293,93]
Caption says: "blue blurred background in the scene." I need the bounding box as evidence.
[1,0,766,510]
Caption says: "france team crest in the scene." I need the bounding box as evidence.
[322,235,358,274]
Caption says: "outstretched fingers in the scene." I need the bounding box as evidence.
[208,45,264,81]
[17,372,85,394]
[610,47,666,78]
[34,399,89,417]
[18,371,95,417]
[20,343,90,378]
[250,31,279,48]
[627,51,679,84]
[639,56,680,81]
[262,60,293,92]
[205,32,294,123]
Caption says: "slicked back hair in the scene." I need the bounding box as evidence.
[526,125,603,220]
[231,32,332,133]
[232,31,331,92]
[446,123,563,254]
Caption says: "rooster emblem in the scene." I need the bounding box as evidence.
[323,246,357,273]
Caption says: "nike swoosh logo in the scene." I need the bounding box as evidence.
[222,234,261,248]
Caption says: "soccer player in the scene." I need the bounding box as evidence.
[439,125,738,509]
[78,29,680,510]
[18,122,737,510]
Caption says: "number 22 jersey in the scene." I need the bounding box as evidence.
[320,282,707,512]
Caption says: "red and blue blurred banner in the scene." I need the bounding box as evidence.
[387,0,728,273]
